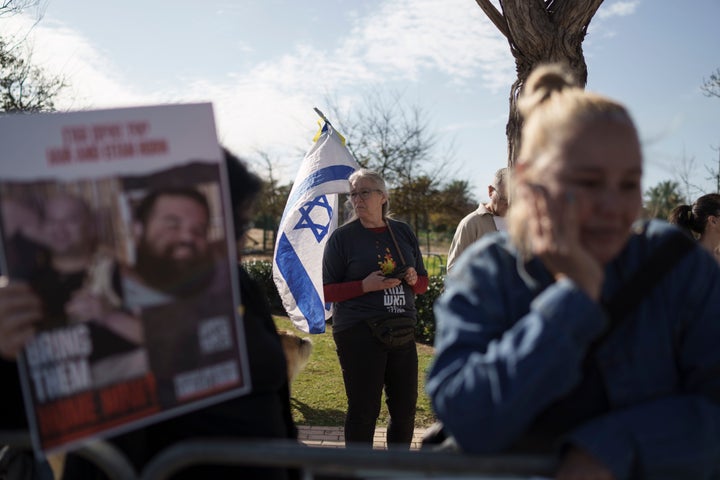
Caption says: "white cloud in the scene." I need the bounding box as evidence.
[2,14,151,109]
[2,0,515,180]
[589,1,640,40]
[597,1,641,20]
[341,0,513,88]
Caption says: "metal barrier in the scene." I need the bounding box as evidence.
[141,439,555,479]
[0,431,137,480]
[2,432,555,479]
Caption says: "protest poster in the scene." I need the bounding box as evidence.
[0,103,251,454]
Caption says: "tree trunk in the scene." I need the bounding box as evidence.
[474,0,604,166]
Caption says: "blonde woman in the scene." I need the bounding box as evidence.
[427,64,720,479]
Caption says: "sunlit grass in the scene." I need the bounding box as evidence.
[274,316,437,428]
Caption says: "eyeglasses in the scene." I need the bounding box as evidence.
[349,189,382,200]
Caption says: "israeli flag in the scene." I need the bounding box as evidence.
[273,121,359,333]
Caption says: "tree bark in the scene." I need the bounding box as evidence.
[473,0,604,166]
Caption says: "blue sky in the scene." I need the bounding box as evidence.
[4,0,719,202]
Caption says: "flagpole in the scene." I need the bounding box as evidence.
[313,107,331,125]
[273,111,360,333]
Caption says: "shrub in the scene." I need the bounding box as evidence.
[242,259,285,314]
[242,259,444,344]
[415,275,445,344]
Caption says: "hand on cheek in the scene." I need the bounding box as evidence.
[524,183,603,301]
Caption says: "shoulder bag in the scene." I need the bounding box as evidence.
[365,220,416,347]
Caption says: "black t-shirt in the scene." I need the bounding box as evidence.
[323,219,427,332]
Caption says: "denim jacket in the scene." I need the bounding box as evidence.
[427,220,720,479]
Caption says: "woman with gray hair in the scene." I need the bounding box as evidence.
[323,168,428,448]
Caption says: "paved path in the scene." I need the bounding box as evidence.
[297,426,427,450]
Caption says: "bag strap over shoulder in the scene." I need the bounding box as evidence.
[385,219,407,267]
[598,225,696,345]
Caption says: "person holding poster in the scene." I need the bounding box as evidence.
[2,149,298,479]
[1,103,297,477]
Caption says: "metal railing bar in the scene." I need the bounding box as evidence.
[0,430,137,480]
[73,440,138,480]
[140,439,555,480]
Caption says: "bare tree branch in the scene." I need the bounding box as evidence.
[0,0,43,18]
[473,0,510,39]
[701,68,720,99]
[706,145,720,193]
[0,36,67,112]
[324,90,457,232]
[674,152,705,200]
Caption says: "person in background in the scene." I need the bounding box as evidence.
[668,193,720,262]
[446,167,509,272]
[323,168,428,449]
[426,63,720,480]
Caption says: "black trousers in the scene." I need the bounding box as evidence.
[333,322,418,448]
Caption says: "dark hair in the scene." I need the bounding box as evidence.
[134,186,210,228]
[223,147,262,241]
[668,193,720,235]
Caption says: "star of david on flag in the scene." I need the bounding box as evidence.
[272,116,359,333]
[295,194,333,242]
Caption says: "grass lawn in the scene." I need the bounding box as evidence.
[274,316,437,428]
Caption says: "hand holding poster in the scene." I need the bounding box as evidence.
[0,103,250,454]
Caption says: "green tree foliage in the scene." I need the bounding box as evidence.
[644,180,686,220]
[391,175,439,236]
[244,257,444,344]
[431,179,477,233]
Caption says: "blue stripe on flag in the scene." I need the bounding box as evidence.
[276,232,327,333]
[284,165,355,218]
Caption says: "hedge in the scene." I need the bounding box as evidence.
[242,259,444,345]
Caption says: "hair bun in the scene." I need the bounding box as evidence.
[518,64,579,117]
